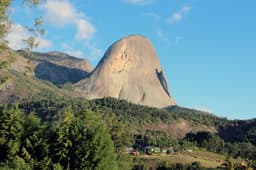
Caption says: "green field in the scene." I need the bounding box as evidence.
[135,149,241,169]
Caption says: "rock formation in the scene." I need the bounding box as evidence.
[17,50,92,85]
[76,35,176,107]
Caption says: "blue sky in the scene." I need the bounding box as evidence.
[7,0,256,120]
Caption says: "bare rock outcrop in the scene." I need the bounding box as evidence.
[76,35,176,108]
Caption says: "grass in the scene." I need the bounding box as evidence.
[136,149,240,169]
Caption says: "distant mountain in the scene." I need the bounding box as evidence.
[0,47,91,103]
[17,50,92,85]
[75,35,176,108]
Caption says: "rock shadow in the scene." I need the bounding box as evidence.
[156,69,171,97]
[34,62,89,85]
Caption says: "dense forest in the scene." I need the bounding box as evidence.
[0,94,256,169]
[0,103,117,169]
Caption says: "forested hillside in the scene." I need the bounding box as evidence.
[1,95,256,169]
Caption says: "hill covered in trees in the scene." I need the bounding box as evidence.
[0,95,256,169]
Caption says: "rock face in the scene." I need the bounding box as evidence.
[76,35,176,108]
[17,51,93,85]
[34,51,93,72]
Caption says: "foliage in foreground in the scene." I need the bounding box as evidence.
[0,104,117,170]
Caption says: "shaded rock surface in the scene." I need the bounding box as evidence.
[76,35,176,108]
[34,62,89,85]
[17,51,92,85]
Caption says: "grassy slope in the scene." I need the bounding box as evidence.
[137,149,242,169]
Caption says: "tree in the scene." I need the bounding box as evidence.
[0,0,44,50]
[48,106,74,169]
[76,110,118,170]
[103,112,132,152]
[48,107,118,170]
[0,0,11,42]
[188,162,201,170]
[0,104,24,161]
[20,112,50,169]
[185,131,225,153]
[222,157,235,170]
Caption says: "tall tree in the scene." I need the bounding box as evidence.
[0,104,24,161]
[77,110,118,170]
[49,106,74,169]
[48,108,118,170]
[20,112,50,169]
[0,0,11,42]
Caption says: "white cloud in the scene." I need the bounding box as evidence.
[61,42,103,61]
[75,19,95,40]
[43,0,78,26]
[5,24,52,50]
[60,42,72,50]
[61,42,85,58]
[167,5,191,24]
[125,0,154,5]
[83,41,104,61]
[157,30,170,43]
[88,46,103,61]
[142,12,160,20]
[191,106,213,114]
[42,0,95,41]
[67,50,85,59]
[182,5,191,13]
[38,38,52,49]
[156,30,184,46]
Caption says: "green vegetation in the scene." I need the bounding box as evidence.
[167,106,229,127]
[0,76,8,85]
[93,97,229,128]
[0,104,117,169]
[0,61,8,70]
[219,119,256,145]
[157,161,216,170]
[185,131,256,161]
[0,96,256,169]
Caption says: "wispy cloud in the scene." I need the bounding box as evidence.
[191,106,213,114]
[167,5,191,24]
[67,50,85,59]
[88,46,103,61]
[156,29,185,46]
[42,0,95,41]
[142,12,160,20]
[85,42,104,61]
[61,42,103,61]
[124,0,154,5]
[75,19,95,41]
[157,30,170,43]
[61,42,85,59]
[5,24,52,50]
